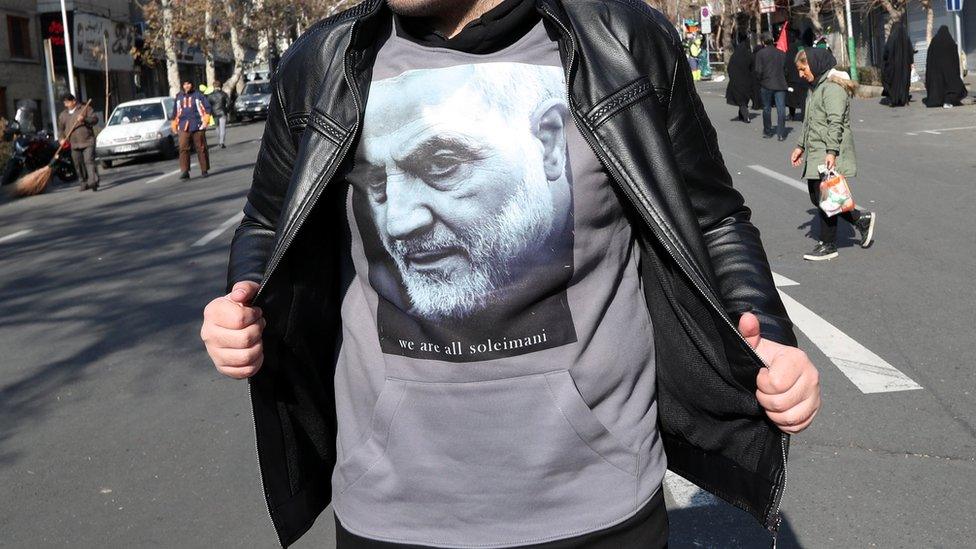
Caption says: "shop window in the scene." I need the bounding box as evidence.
[7,15,32,59]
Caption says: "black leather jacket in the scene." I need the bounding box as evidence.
[227,1,797,545]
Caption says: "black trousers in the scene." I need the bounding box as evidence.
[808,178,861,243]
[70,145,98,187]
[335,489,668,549]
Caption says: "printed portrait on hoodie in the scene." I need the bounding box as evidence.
[348,62,578,361]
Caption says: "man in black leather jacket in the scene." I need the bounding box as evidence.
[201,1,821,547]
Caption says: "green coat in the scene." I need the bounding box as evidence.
[796,73,857,180]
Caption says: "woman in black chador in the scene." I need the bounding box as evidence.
[923,26,969,108]
[785,31,809,120]
[882,23,914,107]
[726,39,756,122]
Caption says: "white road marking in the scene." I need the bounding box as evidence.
[905,125,976,136]
[747,164,806,193]
[145,163,197,184]
[0,229,32,243]
[192,213,243,247]
[664,471,719,508]
[772,272,923,394]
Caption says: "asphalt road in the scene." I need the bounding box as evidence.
[0,86,973,548]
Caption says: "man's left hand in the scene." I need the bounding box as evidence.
[738,312,821,434]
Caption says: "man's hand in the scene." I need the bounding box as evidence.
[201,281,265,379]
[790,147,804,168]
[824,153,837,170]
[738,312,821,434]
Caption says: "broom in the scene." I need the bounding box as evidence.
[12,99,93,197]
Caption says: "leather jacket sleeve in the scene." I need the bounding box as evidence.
[666,50,797,347]
[226,76,297,292]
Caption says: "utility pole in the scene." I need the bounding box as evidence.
[59,0,76,95]
[845,0,858,81]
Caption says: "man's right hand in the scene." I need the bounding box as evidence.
[201,281,265,379]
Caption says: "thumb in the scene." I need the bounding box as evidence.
[738,312,763,350]
[228,281,259,305]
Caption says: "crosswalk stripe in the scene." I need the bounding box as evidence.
[664,471,719,509]
[772,272,923,394]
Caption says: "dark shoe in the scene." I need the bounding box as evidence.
[855,211,876,248]
[803,242,839,261]
[762,132,774,139]
[90,184,98,192]
[777,135,787,142]
[179,172,190,180]
[201,171,209,178]
[220,144,226,149]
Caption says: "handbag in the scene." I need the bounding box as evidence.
[818,166,856,217]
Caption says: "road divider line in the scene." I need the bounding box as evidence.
[664,471,719,509]
[145,163,197,184]
[747,165,806,193]
[0,229,32,243]
[905,125,976,136]
[192,213,243,247]
[772,271,923,394]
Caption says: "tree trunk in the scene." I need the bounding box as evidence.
[809,0,823,32]
[161,0,181,97]
[222,0,247,95]
[833,0,849,65]
[925,3,934,43]
[205,0,216,85]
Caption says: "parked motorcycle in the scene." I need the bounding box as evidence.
[2,122,77,186]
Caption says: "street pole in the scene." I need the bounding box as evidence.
[954,11,965,77]
[59,0,76,96]
[845,0,858,82]
[43,39,58,139]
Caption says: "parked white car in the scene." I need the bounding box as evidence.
[95,97,177,168]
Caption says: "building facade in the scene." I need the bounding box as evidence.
[0,0,49,131]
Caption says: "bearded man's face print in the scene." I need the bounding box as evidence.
[349,62,578,362]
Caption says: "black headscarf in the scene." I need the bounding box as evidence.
[805,48,837,84]
[923,26,969,107]
[726,40,756,107]
[882,23,914,106]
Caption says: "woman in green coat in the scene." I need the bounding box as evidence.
[790,48,877,261]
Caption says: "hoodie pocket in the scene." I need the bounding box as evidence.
[334,370,639,547]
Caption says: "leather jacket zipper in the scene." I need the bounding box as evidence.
[539,5,788,535]
[249,18,365,546]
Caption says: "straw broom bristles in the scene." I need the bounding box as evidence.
[11,165,54,196]
[10,99,93,198]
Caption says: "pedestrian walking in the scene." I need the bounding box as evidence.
[751,41,765,110]
[754,33,789,141]
[172,80,211,179]
[790,48,877,261]
[57,94,100,192]
[785,31,809,120]
[881,23,914,107]
[201,1,821,547]
[922,26,968,108]
[726,38,756,123]
[207,80,230,148]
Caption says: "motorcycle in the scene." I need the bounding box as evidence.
[2,122,77,186]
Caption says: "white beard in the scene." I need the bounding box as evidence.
[384,175,556,322]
